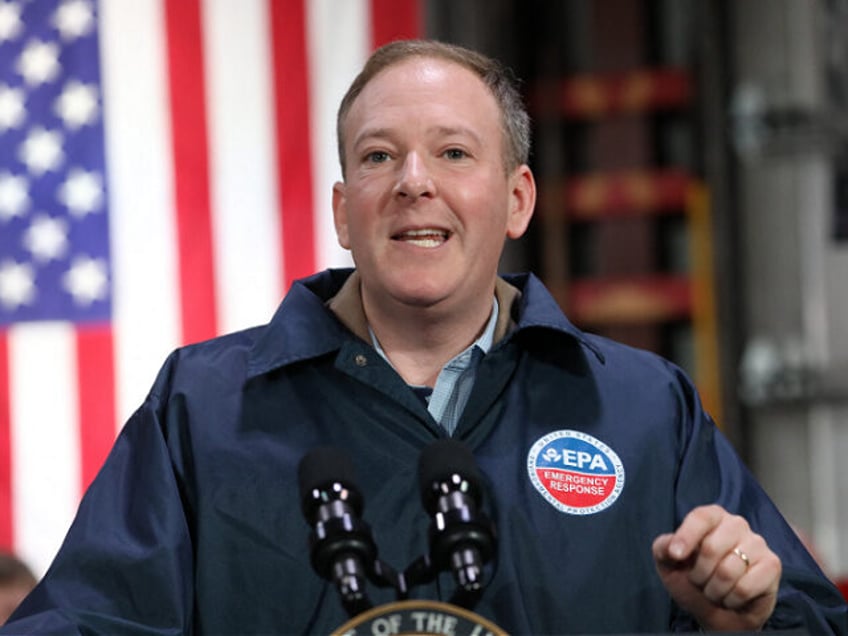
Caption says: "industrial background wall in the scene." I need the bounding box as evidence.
[426,0,848,583]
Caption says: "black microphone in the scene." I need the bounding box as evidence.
[298,446,377,617]
[417,439,496,609]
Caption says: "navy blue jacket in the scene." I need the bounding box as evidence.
[4,269,846,634]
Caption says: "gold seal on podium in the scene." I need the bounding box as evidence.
[332,599,507,636]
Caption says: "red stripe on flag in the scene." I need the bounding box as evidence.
[370,0,422,47]
[75,327,117,493]
[269,0,316,291]
[0,333,13,550]
[164,0,218,344]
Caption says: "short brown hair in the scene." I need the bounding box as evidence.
[336,39,530,177]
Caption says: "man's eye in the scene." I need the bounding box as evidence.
[444,148,467,160]
[366,151,390,163]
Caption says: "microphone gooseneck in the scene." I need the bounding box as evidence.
[417,439,496,609]
[298,446,377,617]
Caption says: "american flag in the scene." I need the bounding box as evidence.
[0,0,420,578]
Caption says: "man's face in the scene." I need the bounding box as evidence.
[333,56,535,315]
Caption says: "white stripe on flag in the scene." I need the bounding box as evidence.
[10,324,80,577]
[307,0,365,270]
[203,0,284,334]
[99,0,182,425]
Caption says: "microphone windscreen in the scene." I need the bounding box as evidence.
[418,439,483,507]
[298,446,359,505]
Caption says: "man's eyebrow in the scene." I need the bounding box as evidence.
[430,125,482,144]
[352,125,484,149]
[352,127,393,148]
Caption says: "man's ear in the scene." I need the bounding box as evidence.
[332,181,351,249]
[506,164,536,239]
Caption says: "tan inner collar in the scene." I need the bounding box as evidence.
[326,270,520,346]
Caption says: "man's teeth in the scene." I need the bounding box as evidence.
[396,229,448,247]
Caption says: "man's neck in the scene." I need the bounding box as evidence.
[362,291,494,387]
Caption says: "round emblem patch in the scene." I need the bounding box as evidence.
[527,430,625,515]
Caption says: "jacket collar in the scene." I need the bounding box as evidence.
[247,268,602,378]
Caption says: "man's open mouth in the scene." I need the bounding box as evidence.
[392,228,451,248]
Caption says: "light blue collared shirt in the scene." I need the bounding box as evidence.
[369,298,498,435]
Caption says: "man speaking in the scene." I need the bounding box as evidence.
[3,40,847,634]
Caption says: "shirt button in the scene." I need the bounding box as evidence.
[354,354,368,367]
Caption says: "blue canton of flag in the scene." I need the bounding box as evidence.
[0,0,110,325]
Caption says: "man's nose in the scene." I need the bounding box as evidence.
[393,152,434,199]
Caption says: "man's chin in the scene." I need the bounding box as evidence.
[393,290,447,309]
[387,281,456,310]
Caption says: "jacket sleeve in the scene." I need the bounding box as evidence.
[1,368,194,635]
[669,364,848,634]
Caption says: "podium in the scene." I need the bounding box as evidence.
[332,599,507,636]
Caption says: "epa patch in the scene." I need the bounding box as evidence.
[527,430,625,515]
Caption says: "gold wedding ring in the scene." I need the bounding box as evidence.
[733,547,751,569]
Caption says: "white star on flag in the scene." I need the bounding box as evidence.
[54,80,99,129]
[23,214,69,262]
[0,1,23,43]
[57,168,102,216]
[16,38,61,86]
[18,126,64,175]
[52,0,94,41]
[62,254,108,306]
[0,83,26,131]
[0,170,30,221]
[0,259,36,309]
